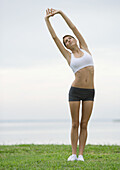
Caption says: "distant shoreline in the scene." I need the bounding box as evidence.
[0,119,120,123]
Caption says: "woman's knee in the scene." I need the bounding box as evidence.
[80,121,88,130]
[72,122,79,129]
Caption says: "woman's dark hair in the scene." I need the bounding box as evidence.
[63,35,75,47]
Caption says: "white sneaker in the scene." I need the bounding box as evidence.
[77,155,84,161]
[67,154,77,161]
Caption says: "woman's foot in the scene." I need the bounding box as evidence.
[67,154,77,161]
[77,155,84,161]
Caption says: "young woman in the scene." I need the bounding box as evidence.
[45,8,95,161]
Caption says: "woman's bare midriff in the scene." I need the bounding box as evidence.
[71,66,94,89]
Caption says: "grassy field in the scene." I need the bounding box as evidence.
[0,144,120,170]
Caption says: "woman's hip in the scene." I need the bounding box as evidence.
[68,86,95,102]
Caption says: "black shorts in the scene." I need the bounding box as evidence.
[69,86,95,101]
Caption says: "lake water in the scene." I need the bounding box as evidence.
[0,119,120,145]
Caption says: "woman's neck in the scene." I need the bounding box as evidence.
[71,46,80,53]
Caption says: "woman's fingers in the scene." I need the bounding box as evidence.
[46,8,56,14]
[46,9,48,15]
[48,8,51,14]
[45,8,58,18]
[52,8,55,12]
[51,8,55,12]
[46,9,49,15]
[48,8,51,13]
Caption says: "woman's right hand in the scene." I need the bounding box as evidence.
[45,8,61,19]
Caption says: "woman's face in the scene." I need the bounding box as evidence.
[64,36,77,49]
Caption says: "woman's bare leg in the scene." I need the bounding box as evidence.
[79,101,94,155]
[69,101,80,154]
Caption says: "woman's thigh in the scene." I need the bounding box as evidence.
[69,101,80,123]
[81,101,94,123]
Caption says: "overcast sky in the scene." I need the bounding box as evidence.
[0,0,120,121]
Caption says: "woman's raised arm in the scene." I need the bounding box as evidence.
[44,8,70,61]
[59,11,89,50]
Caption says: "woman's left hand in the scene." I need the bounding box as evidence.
[45,8,60,19]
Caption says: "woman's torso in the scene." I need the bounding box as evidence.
[72,66,94,89]
[67,48,94,89]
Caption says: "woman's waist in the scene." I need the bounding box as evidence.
[74,73,94,82]
[72,77,94,89]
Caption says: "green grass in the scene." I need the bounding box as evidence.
[0,144,120,170]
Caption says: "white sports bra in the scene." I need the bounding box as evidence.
[70,48,94,73]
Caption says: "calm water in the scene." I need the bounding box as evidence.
[0,119,120,145]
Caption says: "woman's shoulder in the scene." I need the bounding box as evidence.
[80,46,92,56]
